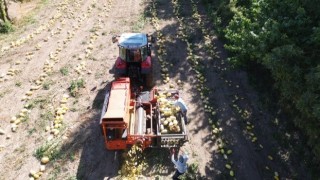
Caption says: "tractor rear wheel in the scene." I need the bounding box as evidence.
[145,72,153,89]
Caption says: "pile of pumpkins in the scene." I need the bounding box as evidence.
[157,91,182,134]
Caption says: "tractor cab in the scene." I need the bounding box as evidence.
[112,33,154,87]
[117,33,150,62]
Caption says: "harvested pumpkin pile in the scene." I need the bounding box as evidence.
[157,91,182,134]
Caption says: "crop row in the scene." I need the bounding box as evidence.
[28,0,114,179]
[0,0,86,84]
[187,0,281,179]
[171,0,237,177]
[0,0,79,55]
[9,0,89,133]
[0,0,114,179]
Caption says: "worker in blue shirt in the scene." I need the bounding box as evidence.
[171,148,189,180]
[174,94,188,124]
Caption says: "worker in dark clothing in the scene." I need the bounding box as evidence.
[174,94,188,124]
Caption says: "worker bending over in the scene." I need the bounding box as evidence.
[174,94,188,124]
[171,149,189,180]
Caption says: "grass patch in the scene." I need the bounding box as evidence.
[143,148,171,173]
[70,107,77,112]
[28,128,36,135]
[34,141,61,160]
[27,96,50,109]
[0,22,14,33]
[95,72,103,79]
[131,15,146,32]
[69,79,85,97]
[0,89,11,98]
[0,0,47,41]
[69,152,76,162]
[24,103,34,109]
[13,13,35,28]
[14,0,50,27]
[19,16,36,25]
[89,27,97,33]
[66,176,77,180]
[41,0,49,4]
[35,139,77,179]
[98,44,104,50]
[38,110,53,129]
[14,144,27,153]
[60,66,69,76]
[73,99,79,105]
[42,81,52,90]
[48,165,61,180]
[119,144,145,178]
[43,83,50,90]
[15,81,22,87]
[40,110,54,122]
[179,162,204,180]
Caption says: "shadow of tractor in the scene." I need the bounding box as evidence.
[73,81,173,179]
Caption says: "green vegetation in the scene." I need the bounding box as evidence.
[17,0,34,2]
[42,80,53,90]
[0,89,10,98]
[19,15,36,25]
[34,141,61,160]
[0,21,13,33]
[69,152,76,162]
[179,163,202,180]
[14,144,26,153]
[60,66,69,76]
[202,0,320,168]
[27,96,51,109]
[42,82,50,90]
[143,148,171,172]
[0,0,47,37]
[89,27,97,32]
[40,110,54,122]
[48,165,62,180]
[66,176,77,180]
[28,128,36,135]
[119,144,145,178]
[15,81,22,87]
[69,79,85,97]
[94,72,103,78]
[132,14,146,32]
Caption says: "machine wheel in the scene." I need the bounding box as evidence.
[114,72,126,80]
[144,72,153,89]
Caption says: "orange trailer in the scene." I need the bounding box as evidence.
[100,77,187,150]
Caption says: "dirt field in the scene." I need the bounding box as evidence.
[0,0,311,179]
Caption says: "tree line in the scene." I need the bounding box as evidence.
[0,0,12,33]
[0,0,29,33]
[202,0,320,167]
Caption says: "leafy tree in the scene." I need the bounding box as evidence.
[0,0,12,33]
[203,0,320,165]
